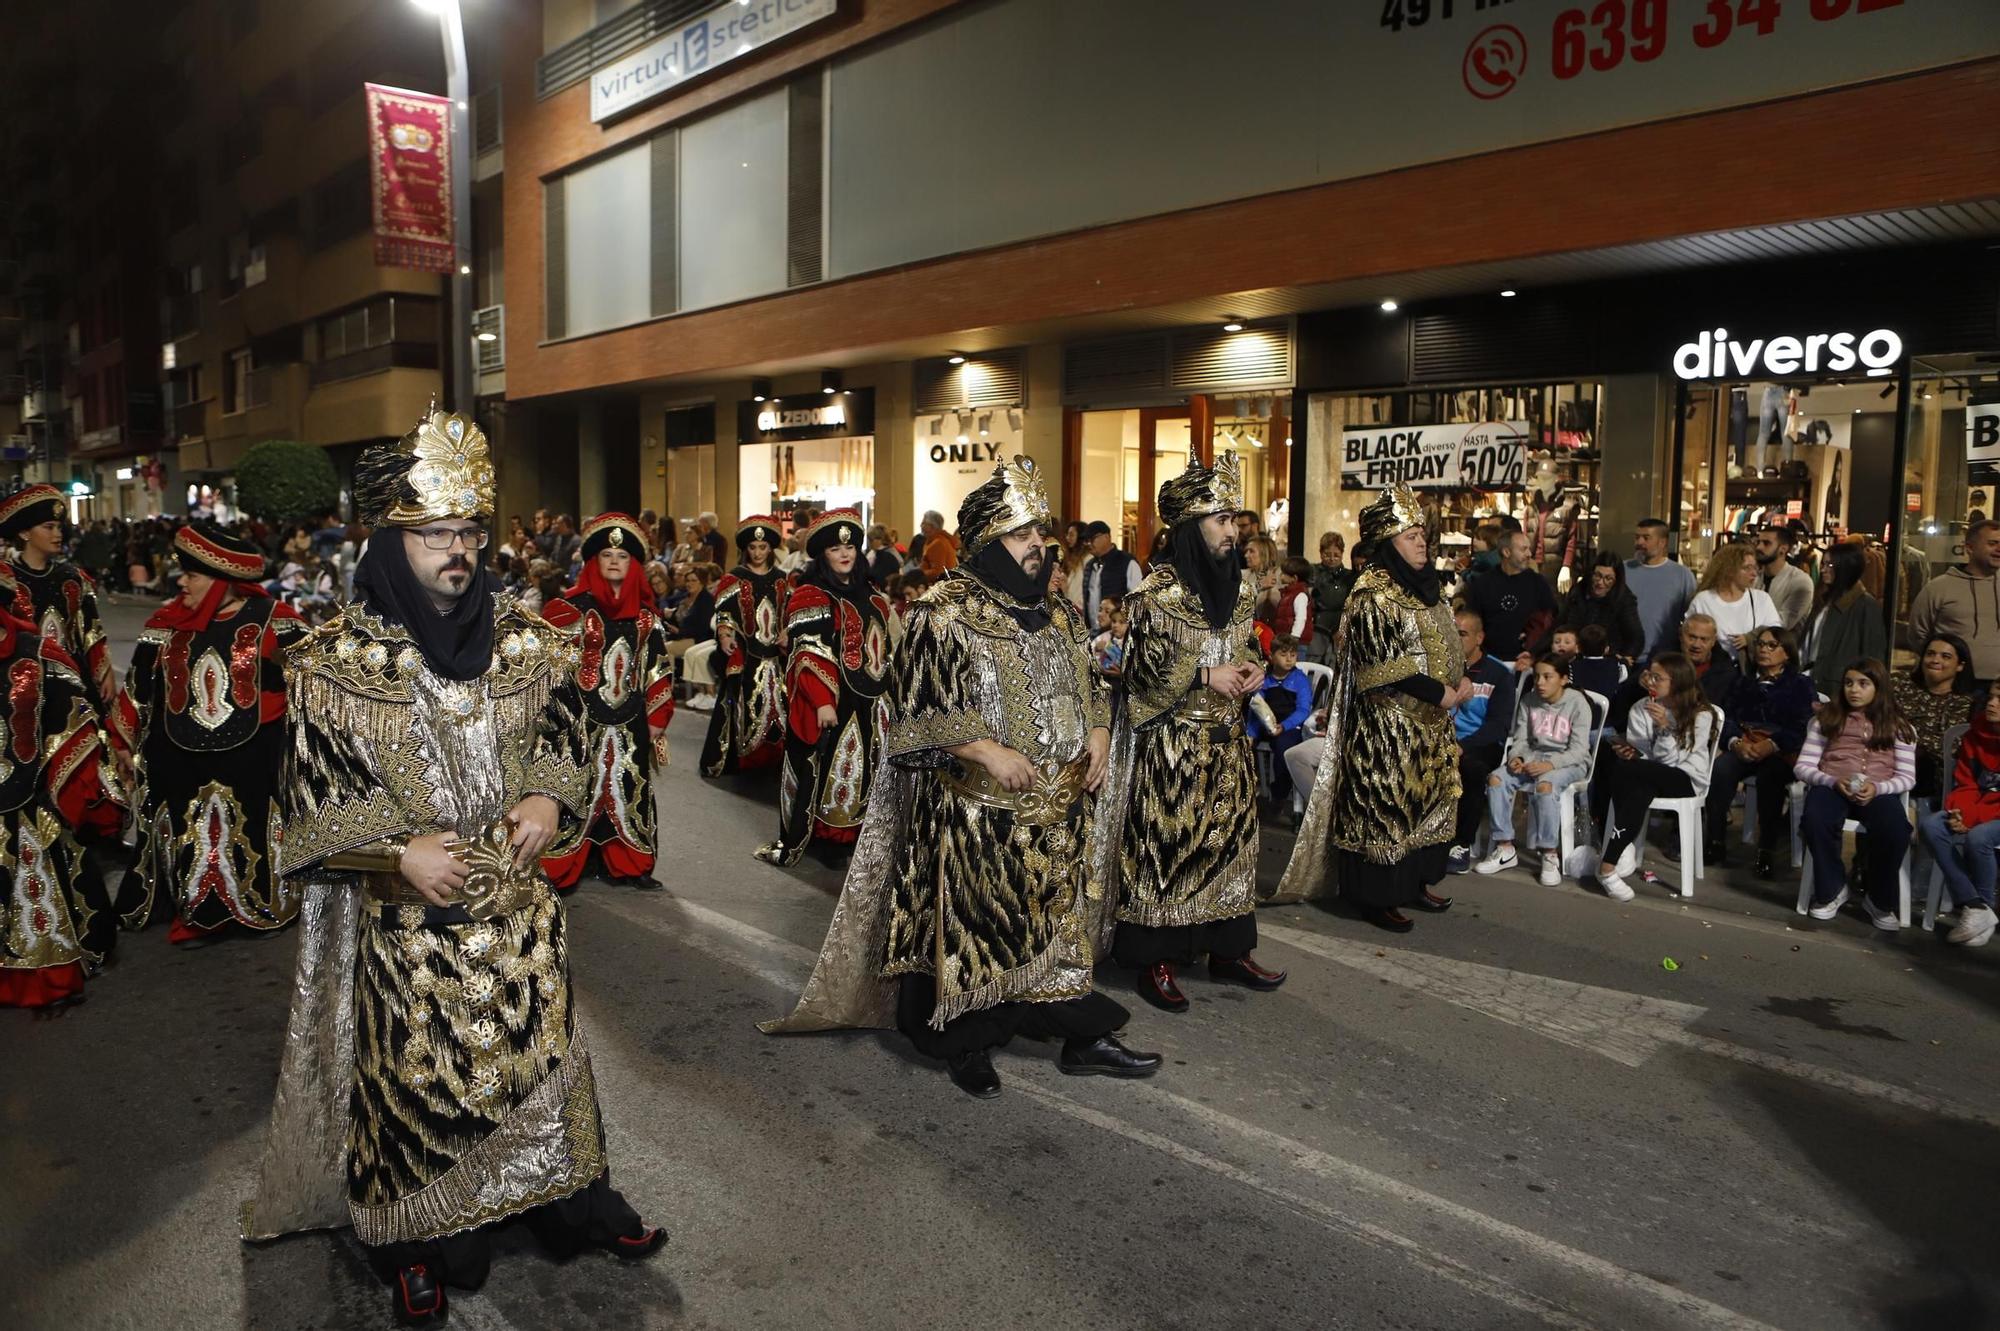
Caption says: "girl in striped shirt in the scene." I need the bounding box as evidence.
[1795,657,1917,931]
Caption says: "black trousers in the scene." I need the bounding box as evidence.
[1456,742,1503,846]
[1704,750,1795,850]
[364,1172,642,1290]
[1589,748,1695,864]
[896,973,1126,1060]
[1111,912,1258,969]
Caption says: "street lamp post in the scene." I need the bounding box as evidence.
[414,0,474,414]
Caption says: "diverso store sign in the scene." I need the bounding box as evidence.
[1673,327,1903,380]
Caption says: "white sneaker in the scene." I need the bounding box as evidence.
[1474,846,1518,875]
[1807,886,1850,921]
[1599,870,1635,902]
[1615,843,1639,878]
[1863,898,1901,932]
[1539,852,1561,887]
[1947,904,1997,947]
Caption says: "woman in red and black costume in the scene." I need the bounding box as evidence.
[114,521,307,945]
[755,509,894,867]
[700,515,789,777]
[0,564,128,1008]
[540,512,674,890]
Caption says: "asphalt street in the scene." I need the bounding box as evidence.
[3,594,1998,1330]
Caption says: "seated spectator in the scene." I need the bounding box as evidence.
[667,562,720,696]
[1091,609,1132,677]
[1587,652,1717,900]
[1272,556,1314,644]
[1918,678,2000,947]
[1568,623,1624,702]
[1609,613,1736,731]
[1703,624,1814,878]
[1447,609,1515,875]
[1802,542,1887,699]
[1795,657,1916,931]
[1890,631,1976,799]
[1477,653,1592,887]
[1251,634,1314,802]
[1561,551,1646,660]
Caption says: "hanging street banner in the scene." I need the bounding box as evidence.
[366,83,454,274]
[1340,420,1529,491]
[591,0,840,124]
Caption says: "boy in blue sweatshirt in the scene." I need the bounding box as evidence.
[1448,608,1517,874]
[1253,634,1316,801]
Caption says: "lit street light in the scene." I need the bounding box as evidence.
[411,0,474,413]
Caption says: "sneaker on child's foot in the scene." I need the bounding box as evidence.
[1807,886,1850,921]
[1947,904,1997,947]
[1538,852,1561,887]
[1599,871,1635,902]
[1614,843,1639,878]
[1863,898,1901,932]
[1446,845,1473,875]
[1474,846,1518,875]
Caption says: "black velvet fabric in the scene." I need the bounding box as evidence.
[1336,842,1451,910]
[1110,911,1258,968]
[1383,543,1444,607]
[895,973,1126,1059]
[352,529,496,682]
[964,540,1054,631]
[1168,520,1244,630]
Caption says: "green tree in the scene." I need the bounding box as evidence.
[234,439,339,526]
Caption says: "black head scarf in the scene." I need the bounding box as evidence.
[1169,519,1244,630]
[1382,531,1444,607]
[353,527,497,681]
[965,535,1054,631]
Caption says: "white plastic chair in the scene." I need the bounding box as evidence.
[1795,789,1915,927]
[1554,690,1610,867]
[1286,662,1338,816]
[1922,722,1971,931]
[1629,705,1725,898]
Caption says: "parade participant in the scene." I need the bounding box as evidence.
[241,408,663,1327]
[754,509,893,866]
[0,483,116,714]
[700,515,788,776]
[0,565,126,1009]
[762,457,1157,1098]
[112,522,307,943]
[539,513,674,891]
[1106,449,1285,1011]
[1272,484,1469,932]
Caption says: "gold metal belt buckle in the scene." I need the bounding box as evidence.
[362,822,541,920]
[943,758,1089,827]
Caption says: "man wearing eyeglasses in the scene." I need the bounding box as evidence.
[244,409,666,1326]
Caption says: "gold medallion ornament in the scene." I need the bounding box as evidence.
[354,404,496,527]
[1157,448,1243,529]
[580,513,650,561]
[956,454,1053,558]
[801,508,865,558]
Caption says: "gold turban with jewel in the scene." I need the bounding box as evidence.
[956,454,1052,559]
[1358,483,1427,551]
[353,405,497,527]
[1157,448,1243,529]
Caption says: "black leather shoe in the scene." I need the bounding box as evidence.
[945,1049,1001,1099]
[1410,889,1453,913]
[1137,962,1190,1012]
[1059,1034,1162,1078]
[392,1264,447,1326]
[593,1224,669,1260]
[1208,954,1287,990]
[1366,907,1415,933]
[1704,841,1727,868]
[1755,849,1776,880]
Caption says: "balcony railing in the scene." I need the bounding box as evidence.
[174,399,207,442]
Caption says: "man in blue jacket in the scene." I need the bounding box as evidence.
[1447,609,1517,875]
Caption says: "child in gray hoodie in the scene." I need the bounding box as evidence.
[1477,654,1595,886]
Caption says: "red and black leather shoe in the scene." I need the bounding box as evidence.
[1410,889,1453,913]
[594,1225,670,1261]
[1208,954,1288,991]
[1137,962,1190,1013]
[1366,907,1416,933]
[392,1263,447,1326]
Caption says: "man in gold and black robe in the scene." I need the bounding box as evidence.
[763,456,1159,1099]
[241,409,665,1328]
[1107,450,1287,1012]
[1270,484,1467,932]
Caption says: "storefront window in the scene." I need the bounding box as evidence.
[738,436,875,529]
[1891,358,1993,662]
[1073,399,1276,556]
[1305,382,1603,594]
[913,410,1023,535]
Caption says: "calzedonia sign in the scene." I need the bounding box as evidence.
[590,0,839,124]
[738,388,875,442]
[1673,327,1903,381]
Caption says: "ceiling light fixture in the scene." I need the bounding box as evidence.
[820,369,843,396]
[1379,299,1399,313]
[947,353,966,365]
[750,377,772,403]
[978,413,991,436]
[1500,289,1517,298]
[1222,318,1244,332]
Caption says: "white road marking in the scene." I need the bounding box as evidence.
[1259,922,2000,1130]
[579,892,1786,1331]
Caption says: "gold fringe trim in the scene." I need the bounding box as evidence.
[291,671,417,752]
[924,940,1090,1030]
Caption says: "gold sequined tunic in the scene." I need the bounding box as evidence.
[242,596,601,1246]
[1112,566,1261,929]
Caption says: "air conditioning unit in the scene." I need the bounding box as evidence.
[473,305,504,374]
